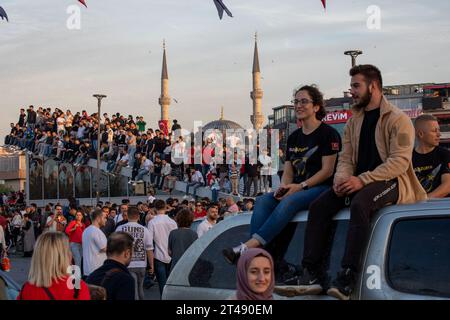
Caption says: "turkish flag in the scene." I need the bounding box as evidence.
[321,0,326,10]
[78,0,87,8]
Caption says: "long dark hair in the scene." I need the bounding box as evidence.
[293,85,326,120]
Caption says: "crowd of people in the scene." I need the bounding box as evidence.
[4,107,280,198]
[0,188,257,300]
[2,64,450,301]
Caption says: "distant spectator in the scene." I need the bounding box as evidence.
[147,200,177,296]
[197,203,219,238]
[65,210,85,268]
[168,208,198,271]
[82,209,107,277]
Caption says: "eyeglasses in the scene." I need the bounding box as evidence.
[291,98,314,106]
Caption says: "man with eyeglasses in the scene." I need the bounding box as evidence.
[193,202,207,219]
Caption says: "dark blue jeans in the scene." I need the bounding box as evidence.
[250,185,329,246]
[154,259,171,297]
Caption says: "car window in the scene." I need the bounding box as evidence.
[387,217,450,298]
[265,220,348,283]
[188,220,348,289]
[189,225,249,289]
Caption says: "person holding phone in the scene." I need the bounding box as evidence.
[223,85,341,264]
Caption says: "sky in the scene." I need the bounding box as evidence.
[1,0,450,139]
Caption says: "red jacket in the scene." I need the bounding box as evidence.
[194,209,207,219]
[65,221,85,244]
[18,276,91,300]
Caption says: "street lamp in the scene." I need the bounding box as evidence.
[93,94,107,204]
[344,50,363,67]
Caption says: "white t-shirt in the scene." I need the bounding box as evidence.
[46,216,57,232]
[197,219,216,238]
[57,117,65,132]
[258,154,272,175]
[82,225,107,276]
[116,222,153,269]
[191,171,204,184]
[120,154,130,163]
[142,159,153,171]
[147,214,177,264]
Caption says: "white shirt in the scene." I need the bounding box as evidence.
[173,141,186,159]
[46,216,57,232]
[161,163,172,176]
[116,222,153,269]
[258,154,272,175]
[142,159,153,171]
[120,154,130,163]
[197,219,216,238]
[57,117,65,131]
[115,213,125,224]
[147,214,177,264]
[82,225,107,276]
[192,171,204,184]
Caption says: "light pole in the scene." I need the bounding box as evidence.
[93,94,107,204]
[344,50,363,67]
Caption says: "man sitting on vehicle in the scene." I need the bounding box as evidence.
[413,114,450,198]
[276,65,427,300]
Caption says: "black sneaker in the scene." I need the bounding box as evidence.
[222,248,240,265]
[327,268,356,300]
[274,268,323,297]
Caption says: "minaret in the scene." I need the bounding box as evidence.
[159,40,171,122]
[250,32,264,130]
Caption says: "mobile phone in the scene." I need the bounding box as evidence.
[275,187,288,198]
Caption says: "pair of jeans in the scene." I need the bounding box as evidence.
[128,146,137,167]
[245,176,259,196]
[250,185,330,246]
[129,267,146,300]
[211,189,219,202]
[70,242,83,268]
[154,259,171,297]
[302,180,399,273]
[136,169,149,181]
[186,182,202,195]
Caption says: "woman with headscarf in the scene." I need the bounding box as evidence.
[230,248,275,300]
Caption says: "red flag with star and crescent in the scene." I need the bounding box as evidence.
[321,0,326,10]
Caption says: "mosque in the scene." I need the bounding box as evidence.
[157,33,265,135]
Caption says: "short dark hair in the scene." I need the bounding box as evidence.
[127,206,140,219]
[208,203,219,211]
[154,200,166,211]
[415,114,438,128]
[91,209,103,222]
[349,64,383,89]
[294,85,326,120]
[107,232,134,257]
[175,208,194,228]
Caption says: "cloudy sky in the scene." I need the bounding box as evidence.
[1,0,449,138]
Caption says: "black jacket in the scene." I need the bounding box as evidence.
[86,259,135,301]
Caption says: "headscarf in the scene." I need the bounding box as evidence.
[236,248,274,300]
